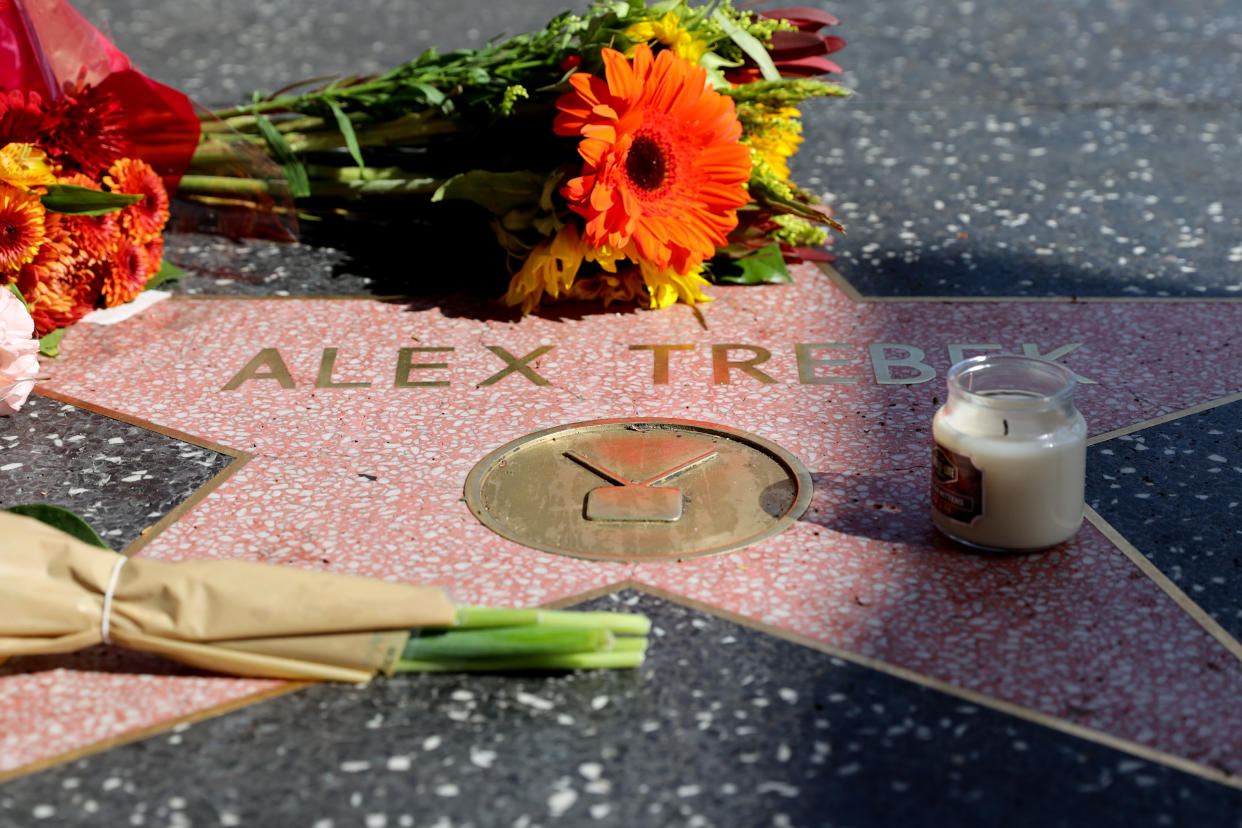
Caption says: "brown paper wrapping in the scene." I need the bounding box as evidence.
[0,512,457,682]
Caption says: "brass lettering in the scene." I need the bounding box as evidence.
[1022,342,1096,384]
[630,344,695,384]
[795,343,858,385]
[712,344,777,385]
[395,347,453,387]
[222,348,294,390]
[479,345,553,386]
[947,343,1003,366]
[316,347,371,388]
[869,344,935,385]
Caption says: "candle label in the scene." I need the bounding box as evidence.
[930,442,984,524]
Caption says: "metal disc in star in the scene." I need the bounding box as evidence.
[462,418,812,562]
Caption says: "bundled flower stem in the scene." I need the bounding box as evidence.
[398,606,651,672]
[181,0,851,312]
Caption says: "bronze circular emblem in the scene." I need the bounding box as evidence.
[463,418,812,562]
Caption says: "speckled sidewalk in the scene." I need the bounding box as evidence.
[2,1,1241,826]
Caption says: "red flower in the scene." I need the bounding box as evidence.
[43,84,130,177]
[0,89,55,147]
[16,213,101,336]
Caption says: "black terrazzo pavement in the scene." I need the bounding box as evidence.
[4,0,1242,824]
[0,394,234,551]
[6,590,1242,828]
[1088,399,1242,641]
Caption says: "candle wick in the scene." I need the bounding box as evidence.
[1003,419,1010,436]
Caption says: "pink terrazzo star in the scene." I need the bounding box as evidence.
[4,265,1242,779]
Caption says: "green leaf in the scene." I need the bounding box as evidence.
[431,169,545,215]
[710,243,793,285]
[326,98,366,171]
[38,327,65,358]
[7,283,29,311]
[713,9,781,81]
[253,112,311,198]
[5,504,112,548]
[410,81,447,107]
[41,185,141,216]
[145,259,187,291]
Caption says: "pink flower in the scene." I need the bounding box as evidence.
[0,288,39,415]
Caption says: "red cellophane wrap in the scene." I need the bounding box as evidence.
[0,0,200,191]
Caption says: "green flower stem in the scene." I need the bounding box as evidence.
[303,165,424,182]
[453,606,652,636]
[308,178,444,197]
[394,650,645,673]
[176,174,444,199]
[177,194,301,216]
[176,175,280,196]
[191,113,457,169]
[403,627,614,661]
[609,636,649,654]
[209,76,405,120]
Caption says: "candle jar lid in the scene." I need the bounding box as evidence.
[946,353,1077,413]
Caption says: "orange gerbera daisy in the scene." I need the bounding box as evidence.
[104,157,170,241]
[554,44,751,275]
[55,173,121,265]
[0,183,45,278]
[100,235,152,308]
[16,214,100,336]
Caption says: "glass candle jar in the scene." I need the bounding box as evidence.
[930,354,1086,551]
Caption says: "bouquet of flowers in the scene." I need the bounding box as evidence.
[0,0,201,354]
[181,0,850,312]
[2,509,650,680]
[0,0,850,346]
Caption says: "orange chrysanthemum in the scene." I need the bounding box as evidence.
[100,235,152,308]
[55,173,121,265]
[104,157,170,242]
[143,232,165,275]
[554,44,751,275]
[0,183,45,278]
[16,214,100,336]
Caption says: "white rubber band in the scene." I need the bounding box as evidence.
[100,555,128,645]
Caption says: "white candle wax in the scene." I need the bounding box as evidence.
[930,355,1086,551]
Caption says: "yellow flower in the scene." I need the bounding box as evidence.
[624,12,707,62]
[635,259,713,309]
[565,271,646,307]
[744,107,803,183]
[0,143,57,191]
[503,222,715,314]
[502,223,588,314]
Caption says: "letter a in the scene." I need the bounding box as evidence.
[222,348,295,390]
